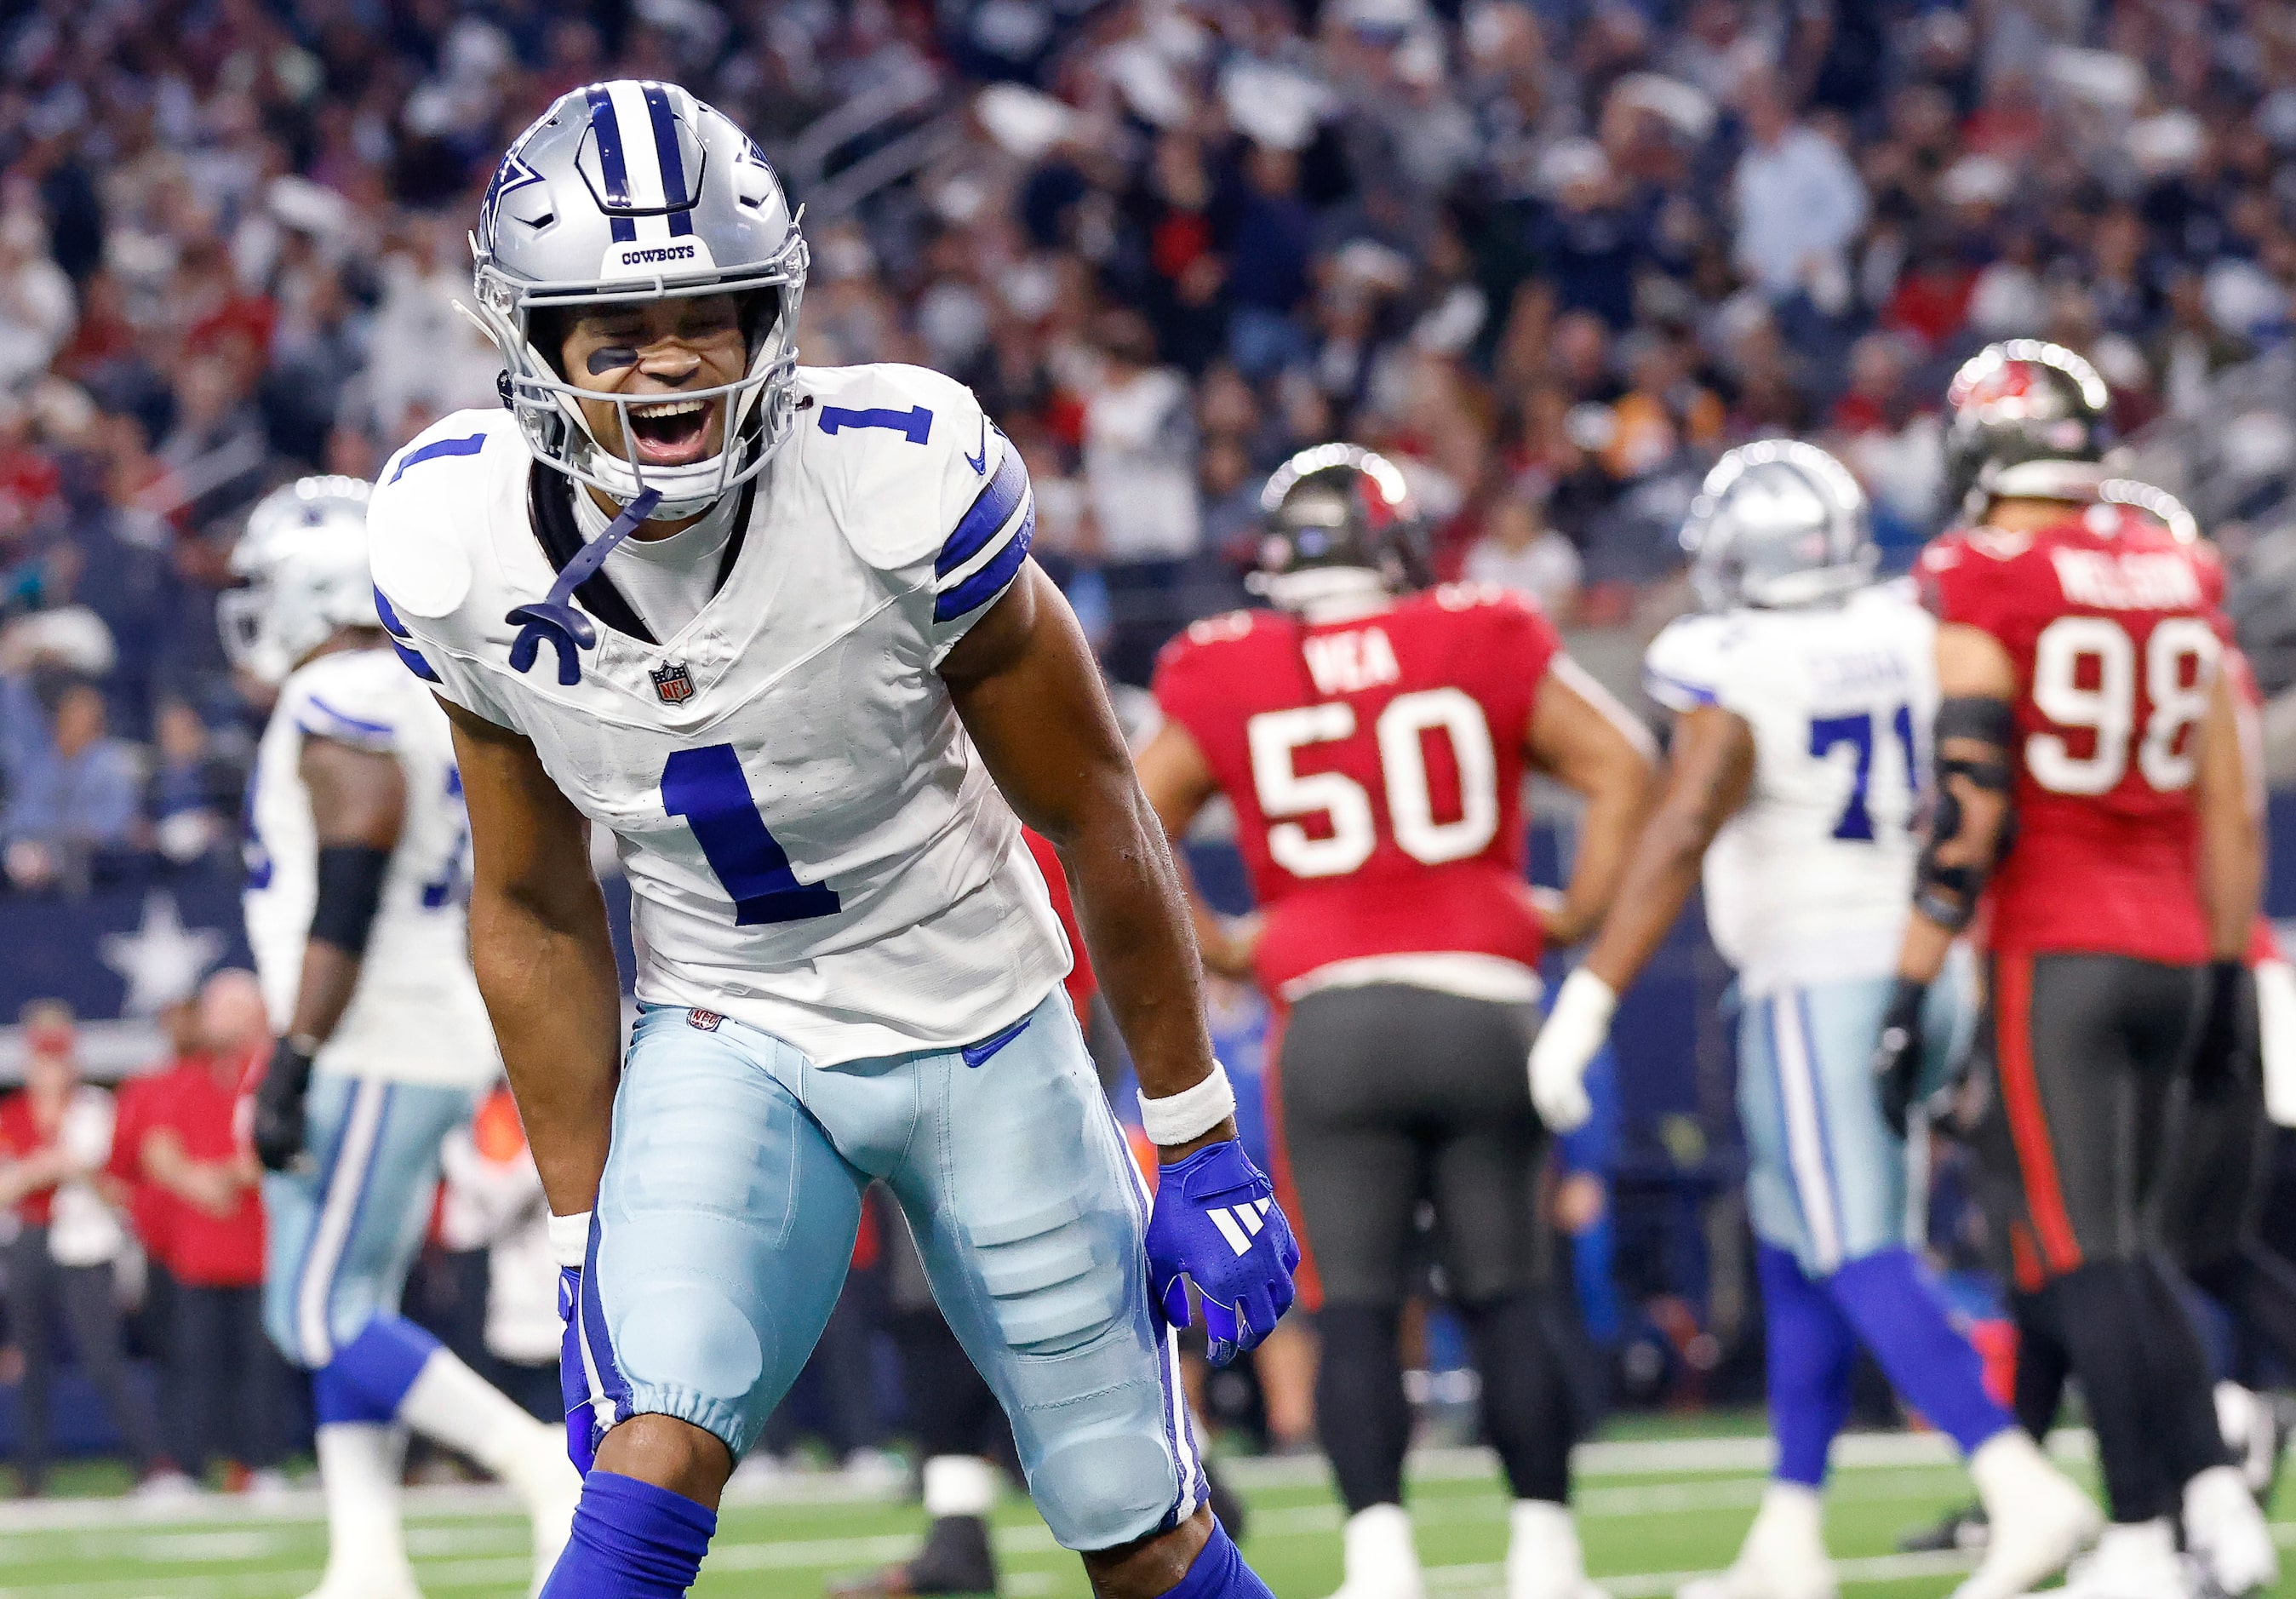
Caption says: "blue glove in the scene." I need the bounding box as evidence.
[558,1265,598,1474]
[1144,1140,1300,1367]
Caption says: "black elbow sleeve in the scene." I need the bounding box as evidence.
[310,845,392,956]
[1914,696,2018,931]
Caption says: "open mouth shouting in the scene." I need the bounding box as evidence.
[623,396,719,467]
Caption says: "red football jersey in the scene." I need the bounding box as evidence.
[1918,505,2227,962]
[1153,584,1561,996]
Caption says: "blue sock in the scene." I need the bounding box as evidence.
[1161,1519,1274,1599]
[312,1315,441,1425]
[539,1470,717,1598]
[1827,1247,2010,1457]
[1759,1244,1858,1487]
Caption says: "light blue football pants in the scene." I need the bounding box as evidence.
[263,1073,481,1367]
[569,990,1203,1552]
[1738,963,1974,1276]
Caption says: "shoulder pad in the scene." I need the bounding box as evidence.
[369,410,524,624]
[800,364,1006,574]
[281,650,409,754]
[1643,613,1731,713]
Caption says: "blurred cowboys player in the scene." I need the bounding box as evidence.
[228,477,580,1599]
[367,82,1297,1599]
[1526,444,2097,1599]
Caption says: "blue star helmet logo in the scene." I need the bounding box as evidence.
[480,148,549,242]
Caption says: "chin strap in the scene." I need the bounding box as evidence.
[507,487,661,685]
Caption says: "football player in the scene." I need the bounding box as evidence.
[1137,445,1657,1599]
[1526,441,2097,1599]
[228,477,579,1599]
[1987,512,2296,1525]
[1877,341,2275,1598]
[370,83,1295,1599]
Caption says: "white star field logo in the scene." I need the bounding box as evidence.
[99,891,226,1016]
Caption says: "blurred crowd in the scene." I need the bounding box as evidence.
[0,974,559,1495]
[0,0,2292,890]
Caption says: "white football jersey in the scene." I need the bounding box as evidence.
[244,646,499,1086]
[367,363,1070,1067]
[1644,582,1938,995]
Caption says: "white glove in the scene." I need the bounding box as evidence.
[1530,970,1616,1133]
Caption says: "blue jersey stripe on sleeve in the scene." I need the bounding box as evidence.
[386,432,487,484]
[934,504,1034,622]
[301,695,397,741]
[372,585,412,639]
[1644,668,1718,706]
[936,445,1029,578]
[390,638,442,683]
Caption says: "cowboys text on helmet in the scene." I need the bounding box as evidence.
[467,81,808,520]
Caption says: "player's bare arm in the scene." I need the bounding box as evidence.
[2189,669,2265,1092]
[1577,703,1756,994]
[249,727,408,1172]
[440,697,624,1215]
[1520,658,1659,1132]
[942,562,1234,1156]
[1869,612,2017,1135]
[1525,656,1659,949]
[2195,671,2264,960]
[1133,716,1261,980]
[282,735,406,1046]
[1892,620,2016,987]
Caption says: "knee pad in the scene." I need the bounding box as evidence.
[1030,1428,1188,1551]
[610,1274,766,1406]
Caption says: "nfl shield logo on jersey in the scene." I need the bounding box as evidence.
[650,662,695,704]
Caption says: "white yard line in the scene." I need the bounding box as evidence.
[0,1430,2099,1539]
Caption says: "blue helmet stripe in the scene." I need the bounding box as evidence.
[640,83,696,238]
[585,84,638,244]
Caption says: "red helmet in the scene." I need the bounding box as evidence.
[1249,444,1428,610]
[1944,340,2113,512]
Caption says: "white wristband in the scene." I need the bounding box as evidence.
[1137,1061,1237,1147]
[547,1210,593,1270]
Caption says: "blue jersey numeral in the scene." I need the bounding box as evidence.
[421,767,469,908]
[816,404,933,444]
[1809,705,1918,841]
[242,776,272,891]
[661,744,842,925]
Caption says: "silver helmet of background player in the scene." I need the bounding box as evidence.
[1943,338,2112,514]
[220,476,380,685]
[467,80,808,519]
[1248,444,1427,613]
[1680,438,1875,612]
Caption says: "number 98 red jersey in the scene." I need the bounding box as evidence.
[1916,505,2227,962]
[1151,583,1561,998]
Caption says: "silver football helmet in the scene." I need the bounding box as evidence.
[220,476,380,685]
[467,80,807,519]
[1680,439,1875,611]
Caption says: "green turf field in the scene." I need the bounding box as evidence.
[0,1429,2290,1598]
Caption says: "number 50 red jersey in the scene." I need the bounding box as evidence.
[1917,504,2227,963]
[1151,583,1562,999]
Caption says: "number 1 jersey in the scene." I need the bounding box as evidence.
[1917,505,2227,963]
[368,364,1071,1067]
[1151,584,1560,1001]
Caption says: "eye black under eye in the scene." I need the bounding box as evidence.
[587,346,638,375]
